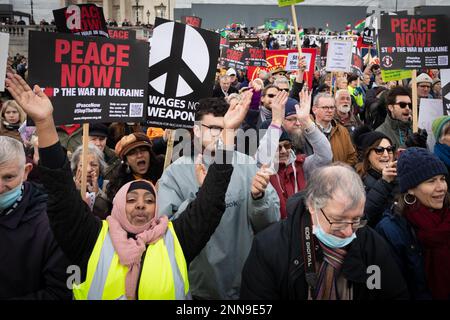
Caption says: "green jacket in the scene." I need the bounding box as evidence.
[57,126,83,153]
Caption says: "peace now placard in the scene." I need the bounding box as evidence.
[147,18,220,129]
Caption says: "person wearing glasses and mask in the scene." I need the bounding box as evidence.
[376,148,450,299]
[354,126,398,227]
[310,93,357,166]
[241,163,409,300]
[157,95,280,300]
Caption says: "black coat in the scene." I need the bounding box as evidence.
[212,86,238,98]
[38,142,233,285]
[0,182,72,300]
[363,169,398,227]
[240,193,409,300]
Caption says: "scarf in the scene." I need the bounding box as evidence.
[434,143,450,167]
[260,106,272,123]
[60,124,81,136]
[405,203,450,299]
[312,241,352,300]
[106,180,168,300]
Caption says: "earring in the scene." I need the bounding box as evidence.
[404,193,417,205]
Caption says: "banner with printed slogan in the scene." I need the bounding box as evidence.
[28,31,149,125]
[147,18,220,129]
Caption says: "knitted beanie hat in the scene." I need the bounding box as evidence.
[353,125,392,154]
[285,98,299,118]
[397,147,448,193]
[432,116,450,142]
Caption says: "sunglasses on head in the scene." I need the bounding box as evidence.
[372,146,395,155]
[396,102,412,109]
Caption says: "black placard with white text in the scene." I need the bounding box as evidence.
[53,4,108,37]
[147,18,220,129]
[28,31,149,125]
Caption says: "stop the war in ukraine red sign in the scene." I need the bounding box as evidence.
[27,31,149,125]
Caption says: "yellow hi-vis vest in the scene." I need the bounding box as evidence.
[73,220,190,300]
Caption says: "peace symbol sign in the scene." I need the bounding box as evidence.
[149,22,210,98]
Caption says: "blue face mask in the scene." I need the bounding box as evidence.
[0,184,23,212]
[313,212,356,249]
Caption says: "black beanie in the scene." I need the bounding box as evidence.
[353,125,392,154]
[397,147,448,193]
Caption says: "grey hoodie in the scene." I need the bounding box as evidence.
[157,151,280,299]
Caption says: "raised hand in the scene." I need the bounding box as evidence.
[5,73,53,125]
[195,154,207,187]
[295,87,313,127]
[297,55,307,72]
[223,89,252,130]
[382,161,397,184]
[271,90,289,126]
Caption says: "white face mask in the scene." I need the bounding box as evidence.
[337,105,351,114]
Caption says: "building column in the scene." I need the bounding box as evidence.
[120,0,126,23]
[102,0,110,19]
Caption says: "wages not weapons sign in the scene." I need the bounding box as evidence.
[379,15,450,69]
[28,31,149,125]
[147,18,220,129]
[53,4,108,37]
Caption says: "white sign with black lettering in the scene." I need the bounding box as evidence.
[325,39,353,73]
[286,52,312,72]
[418,98,443,150]
[0,32,9,92]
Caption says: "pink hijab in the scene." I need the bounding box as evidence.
[106,180,168,300]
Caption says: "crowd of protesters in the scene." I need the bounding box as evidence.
[1,17,449,301]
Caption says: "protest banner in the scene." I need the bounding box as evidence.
[418,98,443,149]
[278,0,304,6]
[244,48,267,67]
[247,48,316,89]
[220,48,246,71]
[0,32,9,92]
[228,38,261,51]
[381,69,413,82]
[53,3,108,37]
[379,15,450,69]
[286,51,312,72]
[326,39,353,72]
[362,27,375,46]
[181,16,202,28]
[28,31,149,125]
[441,69,450,115]
[108,29,136,40]
[147,18,220,130]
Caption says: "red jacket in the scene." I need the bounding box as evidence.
[270,154,306,219]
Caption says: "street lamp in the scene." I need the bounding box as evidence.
[146,10,150,25]
[30,0,34,25]
[135,0,139,25]
[155,3,166,19]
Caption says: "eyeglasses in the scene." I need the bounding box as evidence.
[418,84,431,89]
[320,208,367,232]
[317,106,335,111]
[201,124,223,137]
[285,117,300,123]
[395,102,412,109]
[372,146,395,155]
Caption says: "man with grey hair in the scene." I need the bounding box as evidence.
[309,93,357,166]
[241,163,409,300]
[213,74,238,98]
[334,89,362,135]
[0,136,71,299]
